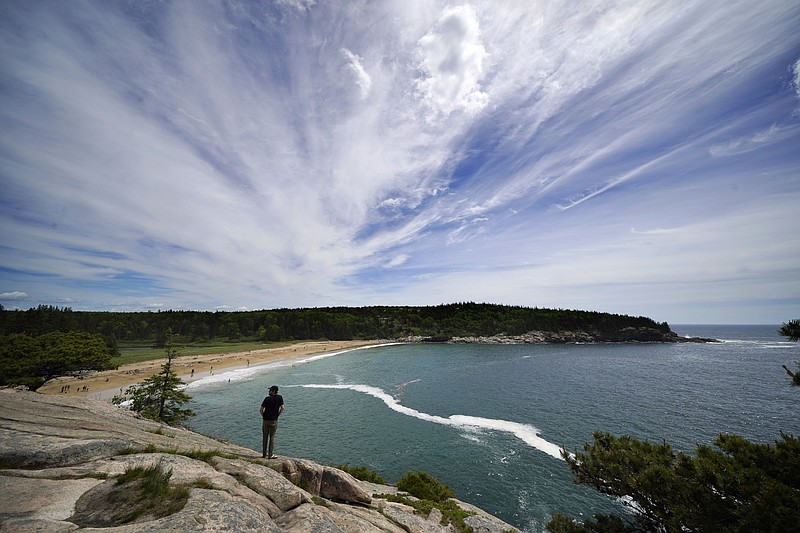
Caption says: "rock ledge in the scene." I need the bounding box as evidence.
[0,389,517,532]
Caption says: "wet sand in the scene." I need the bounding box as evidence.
[38,340,387,401]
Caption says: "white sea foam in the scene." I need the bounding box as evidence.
[717,338,796,349]
[300,383,566,460]
[185,360,292,389]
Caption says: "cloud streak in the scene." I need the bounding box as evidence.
[1,0,798,323]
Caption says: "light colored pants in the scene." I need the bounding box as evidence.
[262,419,278,457]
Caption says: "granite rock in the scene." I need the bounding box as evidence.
[0,389,518,532]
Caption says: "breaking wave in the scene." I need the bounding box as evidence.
[299,383,565,460]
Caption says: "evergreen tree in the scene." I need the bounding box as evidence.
[780,319,800,386]
[780,319,800,342]
[0,331,112,390]
[546,433,800,532]
[113,330,193,425]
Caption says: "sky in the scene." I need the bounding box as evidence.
[1,0,799,324]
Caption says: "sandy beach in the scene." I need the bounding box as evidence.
[38,340,387,402]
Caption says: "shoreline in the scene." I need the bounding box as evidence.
[38,340,389,402]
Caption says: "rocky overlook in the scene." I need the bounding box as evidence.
[0,389,517,533]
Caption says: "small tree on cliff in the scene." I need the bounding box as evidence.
[780,319,800,386]
[546,432,800,532]
[113,330,193,425]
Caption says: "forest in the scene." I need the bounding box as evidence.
[0,303,671,348]
[0,303,672,391]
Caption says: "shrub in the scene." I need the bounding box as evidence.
[396,471,455,502]
[334,464,387,484]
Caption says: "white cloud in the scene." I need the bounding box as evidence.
[341,48,372,99]
[793,57,800,112]
[379,197,406,210]
[275,0,316,11]
[447,217,489,244]
[414,4,488,120]
[384,255,409,268]
[794,58,800,94]
[630,227,679,235]
[708,125,787,157]
[0,291,29,301]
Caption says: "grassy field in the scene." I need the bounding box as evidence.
[112,339,301,367]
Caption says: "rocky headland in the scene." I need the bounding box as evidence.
[407,327,717,344]
[0,389,517,532]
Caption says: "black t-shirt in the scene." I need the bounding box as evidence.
[261,394,284,420]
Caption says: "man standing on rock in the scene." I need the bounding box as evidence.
[260,385,284,459]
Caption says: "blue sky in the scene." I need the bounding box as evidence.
[1,1,799,324]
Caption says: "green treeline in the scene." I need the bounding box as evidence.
[0,331,114,390]
[0,302,671,344]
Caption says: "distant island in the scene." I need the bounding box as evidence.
[1,302,715,347]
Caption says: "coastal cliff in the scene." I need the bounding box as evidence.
[0,389,517,532]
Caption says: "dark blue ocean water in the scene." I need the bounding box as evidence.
[186,325,799,532]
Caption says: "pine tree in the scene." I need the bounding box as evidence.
[113,330,193,425]
[780,319,800,386]
[779,319,800,342]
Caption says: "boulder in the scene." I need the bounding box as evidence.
[212,456,312,512]
[274,502,347,533]
[320,466,372,504]
[282,457,324,494]
[277,501,409,533]
[274,458,371,505]
[379,500,446,533]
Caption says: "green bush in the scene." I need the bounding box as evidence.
[396,471,455,502]
[334,464,387,484]
[547,432,800,532]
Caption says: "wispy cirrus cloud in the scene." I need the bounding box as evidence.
[1,0,798,323]
[340,48,372,99]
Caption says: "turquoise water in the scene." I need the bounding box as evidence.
[186,325,800,532]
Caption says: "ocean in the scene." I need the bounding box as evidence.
[185,325,800,532]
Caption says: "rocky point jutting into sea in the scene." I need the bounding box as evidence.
[0,389,517,532]
[409,326,717,344]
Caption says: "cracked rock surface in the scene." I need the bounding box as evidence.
[0,389,517,532]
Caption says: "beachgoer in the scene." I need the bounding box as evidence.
[260,385,284,459]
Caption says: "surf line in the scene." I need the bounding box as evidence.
[186,342,403,390]
[300,383,565,460]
